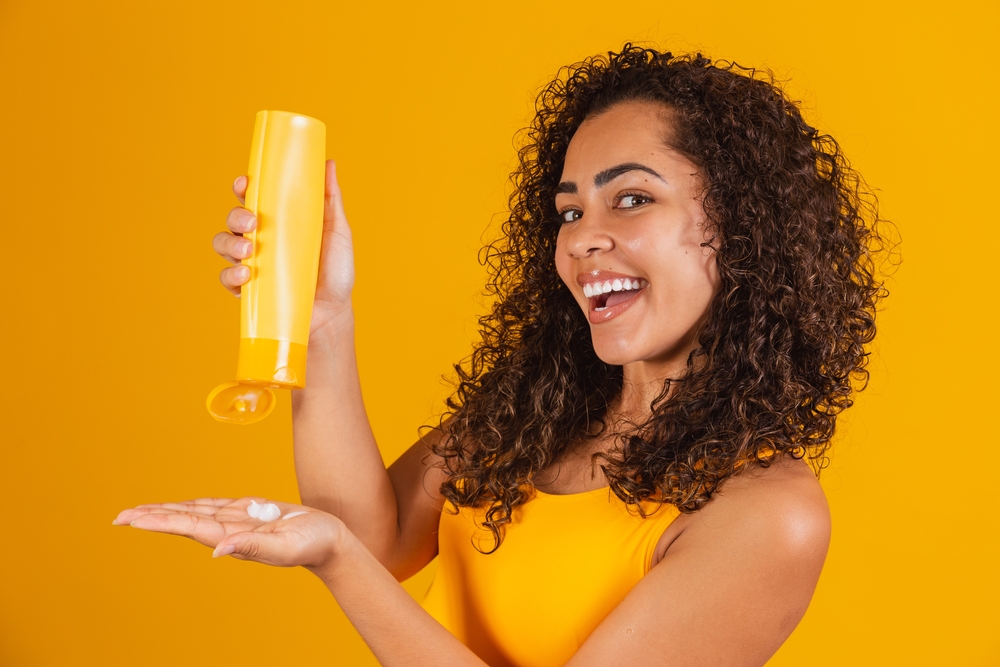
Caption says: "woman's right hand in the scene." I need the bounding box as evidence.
[213,159,356,337]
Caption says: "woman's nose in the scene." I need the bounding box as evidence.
[560,212,614,258]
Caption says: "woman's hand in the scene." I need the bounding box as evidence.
[213,159,356,336]
[117,497,492,666]
[113,497,347,575]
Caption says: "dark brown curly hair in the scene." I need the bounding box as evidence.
[431,45,890,552]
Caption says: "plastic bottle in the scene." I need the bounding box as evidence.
[206,110,326,424]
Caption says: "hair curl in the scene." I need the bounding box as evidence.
[431,45,891,553]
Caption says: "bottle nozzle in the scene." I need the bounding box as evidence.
[206,382,276,424]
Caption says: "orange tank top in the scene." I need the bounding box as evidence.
[420,487,679,667]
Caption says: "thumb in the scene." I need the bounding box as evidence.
[212,530,286,563]
[323,160,350,234]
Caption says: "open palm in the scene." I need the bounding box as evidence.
[114,497,346,572]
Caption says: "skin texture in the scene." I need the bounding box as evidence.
[120,101,833,666]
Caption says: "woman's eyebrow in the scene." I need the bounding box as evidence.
[593,162,665,187]
[556,162,666,195]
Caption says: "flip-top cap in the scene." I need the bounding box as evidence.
[206,381,276,424]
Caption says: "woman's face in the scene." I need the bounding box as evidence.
[555,100,720,371]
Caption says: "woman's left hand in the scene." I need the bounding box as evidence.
[113,497,346,574]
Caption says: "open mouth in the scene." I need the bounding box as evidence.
[584,277,648,313]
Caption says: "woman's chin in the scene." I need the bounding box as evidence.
[590,333,698,372]
[591,340,642,367]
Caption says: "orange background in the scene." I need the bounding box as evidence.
[1,1,997,665]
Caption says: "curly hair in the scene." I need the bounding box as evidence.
[431,45,890,553]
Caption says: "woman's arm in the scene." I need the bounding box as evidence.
[215,162,445,578]
[320,526,490,667]
[566,456,830,666]
[115,497,486,665]
[119,456,828,666]
[317,455,830,666]
[290,309,446,579]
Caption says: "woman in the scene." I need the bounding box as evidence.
[116,46,886,666]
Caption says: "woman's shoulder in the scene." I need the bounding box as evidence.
[714,454,830,523]
[653,455,831,569]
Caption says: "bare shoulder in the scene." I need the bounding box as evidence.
[717,454,829,521]
[656,455,831,567]
[579,457,832,665]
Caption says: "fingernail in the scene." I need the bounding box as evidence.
[238,241,251,256]
[111,519,119,525]
[237,265,250,280]
[213,544,236,558]
[245,216,256,231]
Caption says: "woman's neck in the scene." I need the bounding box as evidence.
[614,354,692,422]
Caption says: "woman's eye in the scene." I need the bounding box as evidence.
[617,194,651,209]
[560,209,582,223]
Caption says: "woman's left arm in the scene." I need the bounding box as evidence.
[319,458,830,667]
[116,459,828,667]
[566,458,831,666]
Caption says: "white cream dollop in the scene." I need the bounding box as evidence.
[247,500,281,522]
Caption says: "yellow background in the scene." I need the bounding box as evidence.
[1,0,997,664]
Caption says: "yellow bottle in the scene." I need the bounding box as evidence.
[206,110,326,424]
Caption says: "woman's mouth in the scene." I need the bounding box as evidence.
[583,277,647,323]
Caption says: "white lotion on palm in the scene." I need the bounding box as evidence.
[247,500,281,522]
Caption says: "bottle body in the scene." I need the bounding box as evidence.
[207,110,326,424]
[238,110,326,388]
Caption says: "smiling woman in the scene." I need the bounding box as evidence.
[556,104,718,357]
[116,45,889,667]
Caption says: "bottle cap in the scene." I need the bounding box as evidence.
[206,381,276,424]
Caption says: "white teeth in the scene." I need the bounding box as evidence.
[582,278,647,297]
[595,306,607,311]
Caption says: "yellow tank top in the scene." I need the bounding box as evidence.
[420,486,679,667]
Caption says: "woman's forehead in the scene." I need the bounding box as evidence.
[560,101,690,188]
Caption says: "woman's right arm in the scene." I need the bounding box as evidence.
[214,161,446,581]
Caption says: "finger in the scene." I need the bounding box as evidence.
[113,505,187,525]
[232,175,247,205]
[128,512,228,548]
[219,265,250,295]
[323,160,350,235]
[213,529,298,566]
[113,508,139,525]
[124,504,268,527]
[115,506,220,526]
[137,497,236,509]
[143,502,225,517]
[225,206,256,235]
[213,230,252,264]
